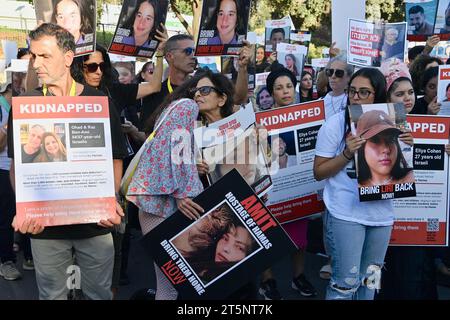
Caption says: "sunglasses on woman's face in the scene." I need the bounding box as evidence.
[145,68,154,74]
[83,62,106,73]
[325,68,345,78]
[190,86,221,97]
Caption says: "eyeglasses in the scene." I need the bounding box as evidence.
[190,86,221,96]
[348,88,374,99]
[145,69,154,74]
[325,68,345,78]
[83,62,106,73]
[173,47,195,56]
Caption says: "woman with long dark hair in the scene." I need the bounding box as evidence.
[314,67,413,300]
[206,0,243,45]
[120,0,161,48]
[299,71,314,102]
[52,0,94,45]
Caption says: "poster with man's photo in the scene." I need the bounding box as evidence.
[141,169,296,299]
[12,95,116,227]
[34,0,96,56]
[391,115,450,246]
[264,18,291,55]
[404,0,448,41]
[349,103,416,201]
[437,65,450,115]
[255,100,326,223]
[195,0,251,56]
[347,19,407,68]
[194,103,272,196]
[276,43,306,81]
[108,0,169,58]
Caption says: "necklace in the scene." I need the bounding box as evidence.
[330,93,347,115]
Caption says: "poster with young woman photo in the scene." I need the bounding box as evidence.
[195,0,251,56]
[276,43,306,80]
[108,0,169,58]
[141,169,296,299]
[171,201,262,287]
[349,103,416,201]
[34,0,96,56]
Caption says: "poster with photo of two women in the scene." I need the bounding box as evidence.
[140,169,296,299]
[349,103,416,201]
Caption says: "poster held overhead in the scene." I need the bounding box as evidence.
[195,0,251,56]
[405,0,450,41]
[276,43,306,81]
[34,0,96,56]
[331,0,366,51]
[347,19,407,68]
[264,19,291,56]
[108,0,169,58]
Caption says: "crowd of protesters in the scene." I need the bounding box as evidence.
[1,7,450,301]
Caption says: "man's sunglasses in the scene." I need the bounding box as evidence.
[83,62,106,73]
[190,86,221,96]
[173,47,195,56]
[325,68,345,78]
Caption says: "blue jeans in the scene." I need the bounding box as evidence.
[325,213,392,300]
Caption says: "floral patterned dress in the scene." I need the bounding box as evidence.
[126,98,203,218]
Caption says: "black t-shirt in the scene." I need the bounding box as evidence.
[139,79,178,131]
[7,85,128,240]
[21,145,40,164]
[106,83,139,114]
[411,97,428,115]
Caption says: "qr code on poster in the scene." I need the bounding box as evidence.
[427,218,439,232]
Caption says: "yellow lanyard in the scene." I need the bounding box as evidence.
[167,77,173,94]
[43,80,77,97]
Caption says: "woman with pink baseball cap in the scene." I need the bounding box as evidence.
[314,67,413,300]
[355,109,413,186]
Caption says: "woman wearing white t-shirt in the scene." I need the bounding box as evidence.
[314,67,412,300]
[323,55,354,119]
